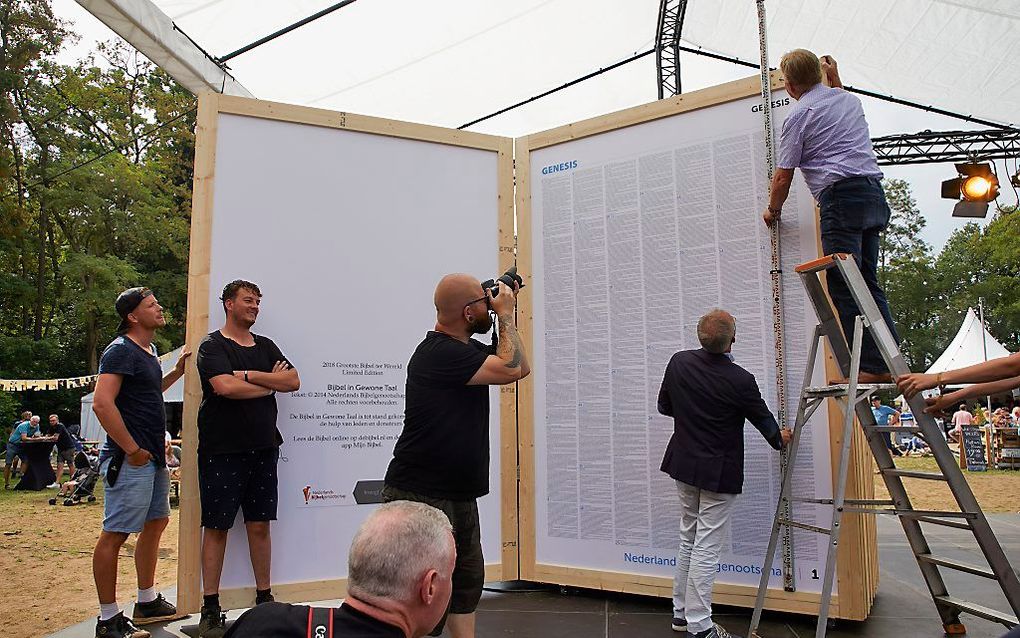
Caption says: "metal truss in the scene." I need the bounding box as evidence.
[872,128,1020,166]
[656,0,688,98]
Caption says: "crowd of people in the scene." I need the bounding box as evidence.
[4,410,95,489]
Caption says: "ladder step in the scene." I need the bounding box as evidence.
[883,468,948,481]
[777,518,831,535]
[898,510,976,519]
[934,595,1019,627]
[912,516,973,530]
[918,554,997,579]
[805,383,898,397]
[868,426,921,433]
[794,252,852,274]
[790,497,895,506]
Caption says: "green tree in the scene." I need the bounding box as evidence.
[1,0,194,421]
[879,179,940,369]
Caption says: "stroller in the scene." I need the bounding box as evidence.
[49,451,99,506]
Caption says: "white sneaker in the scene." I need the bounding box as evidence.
[47,482,60,488]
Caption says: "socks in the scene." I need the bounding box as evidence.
[99,602,120,621]
[255,588,273,604]
[204,593,220,609]
[137,586,157,604]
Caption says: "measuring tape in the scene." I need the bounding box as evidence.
[755,0,795,593]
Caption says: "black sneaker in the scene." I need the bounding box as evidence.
[255,592,275,605]
[132,593,183,625]
[691,623,742,638]
[672,615,687,632]
[96,612,151,638]
[198,604,227,638]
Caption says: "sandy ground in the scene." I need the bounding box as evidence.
[0,456,1016,637]
[872,455,1020,513]
[0,477,178,638]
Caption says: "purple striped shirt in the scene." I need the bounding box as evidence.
[777,83,883,198]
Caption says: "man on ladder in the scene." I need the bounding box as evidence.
[762,49,898,384]
[750,45,1020,638]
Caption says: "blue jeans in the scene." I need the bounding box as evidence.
[818,176,900,374]
[100,458,170,533]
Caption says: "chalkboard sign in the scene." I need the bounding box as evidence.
[962,426,987,471]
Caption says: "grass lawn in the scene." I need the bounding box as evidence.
[0,478,179,638]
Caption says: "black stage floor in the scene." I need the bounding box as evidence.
[49,515,1020,638]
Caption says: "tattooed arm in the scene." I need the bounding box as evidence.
[468,282,530,385]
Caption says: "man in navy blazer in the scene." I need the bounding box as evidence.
[658,309,791,638]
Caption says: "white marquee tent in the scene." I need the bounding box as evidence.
[78,346,185,441]
[926,307,1012,381]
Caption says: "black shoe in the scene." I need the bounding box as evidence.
[96,612,151,638]
[672,615,688,632]
[255,592,275,605]
[132,593,182,625]
[691,623,743,638]
[198,604,227,638]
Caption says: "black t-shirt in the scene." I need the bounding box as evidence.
[384,331,491,500]
[196,330,292,455]
[42,422,75,452]
[223,602,403,638]
[97,336,166,466]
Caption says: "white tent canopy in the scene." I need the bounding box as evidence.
[682,0,1019,128]
[926,307,1012,379]
[78,345,185,442]
[72,0,1018,135]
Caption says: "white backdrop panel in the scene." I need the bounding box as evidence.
[208,113,501,590]
[529,90,833,593]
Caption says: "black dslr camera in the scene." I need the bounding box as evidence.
[481,266,524,297]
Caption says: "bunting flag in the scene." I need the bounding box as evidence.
[0,349,178,392]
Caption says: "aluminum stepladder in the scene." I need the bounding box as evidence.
[748,253,1020,638]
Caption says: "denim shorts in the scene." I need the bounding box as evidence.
[101,458,170,533]
[5,443,25,465]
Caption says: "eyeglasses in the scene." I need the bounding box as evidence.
[465,296,492,311]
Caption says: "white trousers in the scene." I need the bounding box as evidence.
[673,480,738,634]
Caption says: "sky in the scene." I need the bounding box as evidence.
[49,0,1019,253]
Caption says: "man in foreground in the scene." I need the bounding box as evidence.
[92,287,190,638]
[763,49,898,383]
[658,309,792,638]
[383,272,529,638]
[196,279,300,638]
[224,500,456,638]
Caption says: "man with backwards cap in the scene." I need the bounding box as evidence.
[91,287,190,638]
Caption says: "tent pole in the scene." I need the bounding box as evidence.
[978,299,992,420]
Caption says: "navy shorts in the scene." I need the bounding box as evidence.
[199,448,279,530]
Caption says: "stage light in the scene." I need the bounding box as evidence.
[941,162,999,218]
[961,175,992,200]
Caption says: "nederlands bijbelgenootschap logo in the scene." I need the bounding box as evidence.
[301,484,348,506]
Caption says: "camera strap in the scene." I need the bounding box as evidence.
[306,606,333,638]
